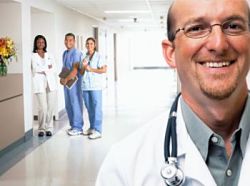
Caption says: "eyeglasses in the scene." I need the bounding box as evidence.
[173,19,250,40]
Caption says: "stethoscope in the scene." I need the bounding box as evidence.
[161,93,185,186]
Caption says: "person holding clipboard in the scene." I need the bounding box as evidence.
[60,33,84,136]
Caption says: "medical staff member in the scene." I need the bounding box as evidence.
[80,37,107,140]
[32,35,57,137]
[96,0,250,185]
[60,33,84,136]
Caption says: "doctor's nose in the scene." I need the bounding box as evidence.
[204,25,230,54]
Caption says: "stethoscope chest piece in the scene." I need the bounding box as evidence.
[161,158,184,186]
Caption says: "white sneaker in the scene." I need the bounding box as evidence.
[67,129,83,136]
[83,128,94,136]
[88,130,102,139]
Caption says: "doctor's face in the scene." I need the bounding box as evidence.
[164,0,250,100]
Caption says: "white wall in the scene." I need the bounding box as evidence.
[21,0,33,133]
[115,30,167,82]
[97,27,115,87]
[116,32,133,82]
[31,9,55,54]
[0,2,22,73]
[130,31,166,68]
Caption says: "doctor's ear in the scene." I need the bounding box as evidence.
[162,39,176,68]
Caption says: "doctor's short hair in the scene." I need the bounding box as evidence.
[166,1,250,42]
[33,35,47,53]
[65,33,75,40]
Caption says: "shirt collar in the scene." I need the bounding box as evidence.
[238,95,250,156]
[180,94,250,159]
[180,97,212,161]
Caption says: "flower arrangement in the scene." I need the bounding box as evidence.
[0,37,17,65]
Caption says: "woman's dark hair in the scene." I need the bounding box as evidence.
[33,35,47,53]
[86,37,97,51]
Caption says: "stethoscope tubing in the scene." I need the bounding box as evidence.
[162,93,185,186]
[164,93,181,161]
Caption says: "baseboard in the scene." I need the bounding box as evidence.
[33,115,57,121]
[0,129,33,158]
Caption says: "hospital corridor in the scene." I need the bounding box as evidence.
[0,69,177,186]
[0,1,179,185]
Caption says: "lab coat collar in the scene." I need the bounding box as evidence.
[238,133,250,186]
[176,99,217,186]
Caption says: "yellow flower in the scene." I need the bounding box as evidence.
[0,36,17,65]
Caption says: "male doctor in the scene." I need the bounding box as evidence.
[96,0,250,185]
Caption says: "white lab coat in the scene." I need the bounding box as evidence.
[96,100,250,186]
[31,52,57,93]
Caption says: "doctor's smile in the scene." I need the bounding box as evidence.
[195,58,237,72]
[201,61,233,68]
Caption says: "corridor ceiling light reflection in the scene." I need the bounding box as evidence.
[104,10,151,14]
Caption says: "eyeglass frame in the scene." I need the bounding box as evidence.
[172,19,250,40]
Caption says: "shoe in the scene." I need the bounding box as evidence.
[67,129,83,136]
[83,128,94,136]
[38,131,45,137]
[88,130,102,139]
[66,127,73,132]
[46,131,53,136]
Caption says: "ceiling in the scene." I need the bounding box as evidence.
[56,0,173,31]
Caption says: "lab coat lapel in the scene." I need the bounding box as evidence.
[184,136,217,186]
[238,135,250,186]
[177,104,217,186]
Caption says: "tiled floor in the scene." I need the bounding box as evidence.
[0,69,177,186]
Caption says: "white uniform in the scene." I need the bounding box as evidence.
[31,52,57,132]
[31,52,57,93]
[96,100,250,186]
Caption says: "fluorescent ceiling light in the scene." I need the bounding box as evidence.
[104,10,151,14]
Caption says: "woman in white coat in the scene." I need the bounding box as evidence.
[31,35,57,137]
[96,0,250,185]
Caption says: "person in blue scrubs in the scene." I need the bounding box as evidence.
[60,33,84,136]
[80,37,107,139]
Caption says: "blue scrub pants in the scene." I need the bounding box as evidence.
[64,82,83,131]
[82,90,103,133]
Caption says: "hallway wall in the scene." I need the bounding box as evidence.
[0,2,22,73]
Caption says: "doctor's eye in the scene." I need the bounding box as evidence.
[222,20,248,34]
[184,23,210,37]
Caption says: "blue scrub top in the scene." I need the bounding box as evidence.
[63,48,83,78]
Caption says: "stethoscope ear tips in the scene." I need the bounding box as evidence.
[161,158,185,186]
